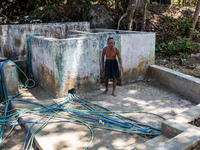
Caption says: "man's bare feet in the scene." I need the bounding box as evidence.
[112,93,117,97]
[102,90,108,94]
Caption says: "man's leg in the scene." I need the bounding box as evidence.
[112,78,117,96]
[102,79,109,94]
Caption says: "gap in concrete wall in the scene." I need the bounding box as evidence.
[189,117,200,127]
[190,142,200,150]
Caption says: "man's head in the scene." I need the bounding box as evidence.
[107,37,115,48]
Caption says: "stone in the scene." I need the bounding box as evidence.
[88,4,116,29]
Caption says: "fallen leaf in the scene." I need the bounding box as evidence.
[87,138,92,141]
[171,109,175,113]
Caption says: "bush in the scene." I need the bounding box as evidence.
[157,36,197,55]
[172,17,193,36]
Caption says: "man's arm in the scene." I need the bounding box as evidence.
[101,48,106,73]
[116,49,123,71]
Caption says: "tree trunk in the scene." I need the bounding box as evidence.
[127,0,137,30]
[135,0,146,31]
[141,2,147,31]
[189,0,200,38]
[115,0,119,9]
[192,0,200,30]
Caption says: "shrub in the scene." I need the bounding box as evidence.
[157,37,197,55]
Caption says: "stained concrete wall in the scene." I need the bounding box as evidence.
[117,32,155,84]
[67,30,117,79]
[29,36,100,98]
[0,57,19,99]
[148,65,200,103]
[0,22,90,59]
[67,29,155,85]
[0,36,3,57]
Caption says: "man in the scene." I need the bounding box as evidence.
[101,37,123,96]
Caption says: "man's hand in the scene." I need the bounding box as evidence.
[101,67,104,73]
[120,66,124,72]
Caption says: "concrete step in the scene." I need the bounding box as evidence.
[132,135,169,150]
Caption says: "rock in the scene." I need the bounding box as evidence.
[186,64,196,69]
[46,10,57,22]
[88,4,116,29]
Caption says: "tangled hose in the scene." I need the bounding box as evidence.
[0,83,165,149]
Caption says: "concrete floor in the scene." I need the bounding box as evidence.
[10,80,196,150]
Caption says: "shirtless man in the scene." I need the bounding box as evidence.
[101,37,123,96]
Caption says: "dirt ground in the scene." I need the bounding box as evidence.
[0,80,196,150]
[155,52,200,78]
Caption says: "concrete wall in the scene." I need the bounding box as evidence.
[0,36,3,57]
[148,65,200,103]
[67,29,155,85]
[0,22,90,59]
[67,30,117,79]
[30,36,100,98]
[118,33,155,84]
[0,57,19,99]
[0,23,155,97]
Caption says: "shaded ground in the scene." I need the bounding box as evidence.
[0,80,196,150]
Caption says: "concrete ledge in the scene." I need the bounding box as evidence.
[133,135,169,150]
[133,104,200,150]
[162,104,200,138]
[148,65,200,103]
[0,57,19,98]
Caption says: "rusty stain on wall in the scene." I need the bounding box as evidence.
[81,27,86,31]
[55,31,61,39]
[122,60,149,83]
[64,75,97,94]
[65,75,77,92]
[40,65,56,93]
[2,41,9,57]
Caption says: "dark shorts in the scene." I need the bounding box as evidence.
[104,59,119,79]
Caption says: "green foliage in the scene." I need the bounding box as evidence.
[177,36,197,53]
[181,58,186,63]
[157,37,197,56]
[172,0,198,6]
[33,9,43,19]
[156,42,166,52]
[172,17,193,36]
[164,41,176,55]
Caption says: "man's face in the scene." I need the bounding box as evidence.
[107,39,114,48]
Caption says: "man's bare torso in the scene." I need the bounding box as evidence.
[104,46,118,60]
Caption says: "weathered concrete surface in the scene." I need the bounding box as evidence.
[162,104,200,138]
[30,36,100,98]
[10,81,195,150]
[134,105,200,150]
[0,57,19,97]
[132,135,169,150]
[68,29,155,85]
[148,65,200,103]
[0,36,4,57]
[68,30,116,80]
[28,29,155,97]
[0,22,90,59]
[117,32,155,85]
